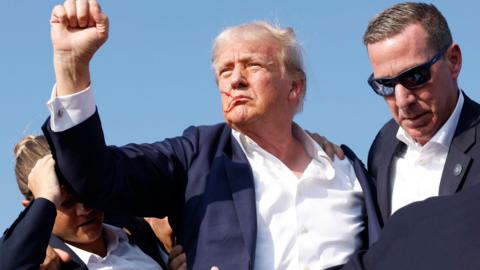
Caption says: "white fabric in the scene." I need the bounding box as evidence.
[232,127,365,270]
[66,224,162,270]
[391,91,464,214]
[47,85,96,132]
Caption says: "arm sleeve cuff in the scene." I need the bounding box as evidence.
[47,84,96,132]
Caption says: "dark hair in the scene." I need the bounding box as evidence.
[363,2,452,51]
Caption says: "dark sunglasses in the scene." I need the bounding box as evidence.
[367,46,449,96]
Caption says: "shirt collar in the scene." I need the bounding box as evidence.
[396,90,464,149]
[231,123,335,180]
[65,224,129,264]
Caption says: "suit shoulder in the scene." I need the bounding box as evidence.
[182,123,230,143]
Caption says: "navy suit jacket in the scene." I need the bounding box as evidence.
[0,198,168,270]
[342,180,480,270]
[368,93,480,226]
[42,111,380,269]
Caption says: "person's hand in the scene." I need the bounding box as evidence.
[307,131,345,160]
[168,245,187,270]
[144,217,175,253]
[40,246,71,270]
[28,155,62,207]
[50,0,109,95]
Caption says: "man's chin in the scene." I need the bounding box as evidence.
[404,127,435,145]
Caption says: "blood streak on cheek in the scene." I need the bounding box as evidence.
[221,91,236,112]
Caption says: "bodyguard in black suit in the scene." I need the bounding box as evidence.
[0,198,169,270]
[363,2,474,227]
[1,134,168,270]
[369,94,480,226]
[338,2,480,269]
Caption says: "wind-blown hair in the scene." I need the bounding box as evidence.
[14,135,50,200]
[212,21,307,113]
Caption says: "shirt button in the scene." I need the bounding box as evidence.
[57,109,64,117]
[301,225,309,234]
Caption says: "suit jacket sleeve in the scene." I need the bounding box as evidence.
[42,110,199,218]
[0,198,56,270]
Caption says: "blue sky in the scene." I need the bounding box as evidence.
[1,1,479,231]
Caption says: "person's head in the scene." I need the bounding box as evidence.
[14,135,104,246]
[364,2,462,145]
[211,21,306,131]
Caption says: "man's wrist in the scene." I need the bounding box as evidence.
[54,52,91,96]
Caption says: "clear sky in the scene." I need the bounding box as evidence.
[1,1,479,231]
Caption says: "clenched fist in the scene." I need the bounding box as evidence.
[50,0,109,95]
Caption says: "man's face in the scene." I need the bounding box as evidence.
[214,37,300,130]
[52,188,104,245]
[367,23,460,145]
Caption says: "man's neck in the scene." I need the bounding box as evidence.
[67,235,107,257]
[235,121,311,178]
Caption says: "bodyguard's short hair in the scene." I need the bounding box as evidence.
[363,2,452,51]
[212,21,307,113]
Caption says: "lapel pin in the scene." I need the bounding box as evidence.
[453,164,463,176]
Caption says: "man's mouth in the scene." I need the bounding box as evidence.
[221,91,251,112]
[401,111,431,128]
[78,217,100,228]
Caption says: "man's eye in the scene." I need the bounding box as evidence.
[219,68,232,77]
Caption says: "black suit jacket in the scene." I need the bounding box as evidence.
[368,93,480,226]
[0,198,168,270]
[342,181,480,270]
[42,111,381,270]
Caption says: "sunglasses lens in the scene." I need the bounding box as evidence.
[368,75,395,96]
[399,65,431,88]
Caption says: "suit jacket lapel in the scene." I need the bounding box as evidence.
[220,127,257,267]
[378,139,403,224]
[439,94,478,195]
[49,235,88,270]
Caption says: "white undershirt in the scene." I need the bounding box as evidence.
[48,85,365,270]
[65,224,162,270]
[390,91,464,214]
[233,127,364,270]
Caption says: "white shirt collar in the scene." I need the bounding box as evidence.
[231,123,335,180]
[65,224,128,264]
[396,90,464,149]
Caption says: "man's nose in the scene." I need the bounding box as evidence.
[394,84,416,109]
[76,203,94,216]
[230,66,248,90]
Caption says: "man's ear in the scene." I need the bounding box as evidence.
[446,43,462,81]
[288,77,305,101]
[21,199,31,208]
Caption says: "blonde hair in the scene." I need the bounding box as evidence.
[212,21,307,112]
[14,135,50,200]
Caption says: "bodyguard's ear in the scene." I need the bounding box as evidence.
[446,43,462,81]
[21,199,31,208]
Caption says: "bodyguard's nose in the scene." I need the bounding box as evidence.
[394,84,416,109]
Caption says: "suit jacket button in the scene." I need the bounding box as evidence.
[453,164,463,176]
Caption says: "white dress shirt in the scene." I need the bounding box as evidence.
[48,85,365,270]
[66,224,162,270]
[390,91,464,214]
[233,127,364,270]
